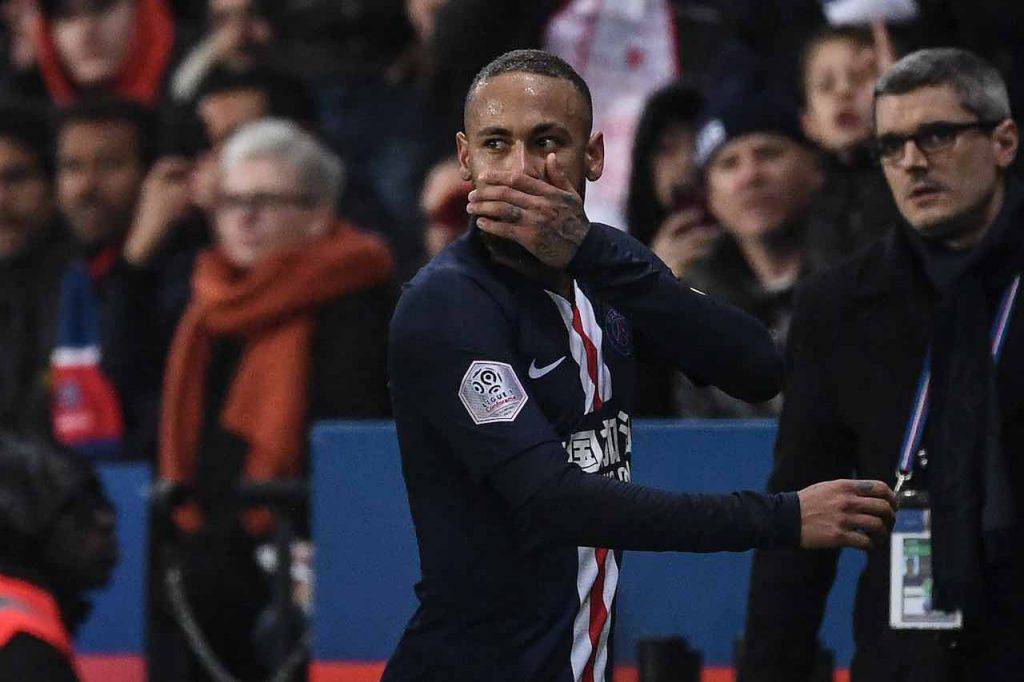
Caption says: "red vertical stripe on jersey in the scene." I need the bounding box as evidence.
[571,302,603,412]
[582,547,610,682]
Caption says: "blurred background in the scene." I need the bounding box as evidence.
[0,0,1021,680]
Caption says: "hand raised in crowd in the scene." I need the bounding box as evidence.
[469,153,590,269]
[124,157,194,267]
[650,208,721,279]
[797,479,896,550]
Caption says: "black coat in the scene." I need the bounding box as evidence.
[0,227,72,437]
[742,221,1024,680]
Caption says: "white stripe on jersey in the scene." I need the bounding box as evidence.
[546,290,594,413]
[572,282,613,406]
[592,550,619,681]
[570,546,598,679]
[545,283,613,415]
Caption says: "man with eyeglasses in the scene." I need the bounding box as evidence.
[741,48,1024,682]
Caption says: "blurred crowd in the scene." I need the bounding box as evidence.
[0,0,1022,680]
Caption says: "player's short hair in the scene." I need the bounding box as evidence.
[465,49,593,133]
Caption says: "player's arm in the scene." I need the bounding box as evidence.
[469,156,781,403]
[565,221,782,402]
[741,277,858,681]
[390,271,890,555]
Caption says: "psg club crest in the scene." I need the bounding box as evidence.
[605,308,633,357]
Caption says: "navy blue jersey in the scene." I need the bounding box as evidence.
[384,224,800,682]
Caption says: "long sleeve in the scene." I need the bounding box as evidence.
[741,276,857,681]
[567,223,783,403]
[390,266,800,556]
[493,444,800,553]
[99,237,198,460]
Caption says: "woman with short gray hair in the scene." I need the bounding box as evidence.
[152,116,396,682]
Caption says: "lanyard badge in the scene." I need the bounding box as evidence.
[888,275,1021,630]
[889,490,963,629]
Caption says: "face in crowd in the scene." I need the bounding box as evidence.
[214,155,331,268]
[208,0,273,68]
[801,36,878,155]
[874,84,1018,244]
[406,0,447,44]
[0,137,53,257]
[705,133,823,242]
[650,122,697,210]
[50,0,135,88]
[56,117,145,246]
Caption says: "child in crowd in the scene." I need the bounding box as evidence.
[798,26,901,266]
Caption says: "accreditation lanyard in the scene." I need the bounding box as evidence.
[895,275,1022,496]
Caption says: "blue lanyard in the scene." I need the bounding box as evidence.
[895,275,1022,492]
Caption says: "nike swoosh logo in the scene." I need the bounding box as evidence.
[528,356,566,379]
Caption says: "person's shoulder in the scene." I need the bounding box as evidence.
[392,238,505,336]
[796,233,893,311]
[0,633,76,682]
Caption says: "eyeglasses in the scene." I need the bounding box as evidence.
[216,192,319,213]
[872,120,1002,164]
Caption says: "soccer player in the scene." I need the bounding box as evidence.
[384,49,895,682]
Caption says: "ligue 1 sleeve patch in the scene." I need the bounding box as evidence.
[459,361,528,425]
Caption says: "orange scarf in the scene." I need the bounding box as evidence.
[159,223,393,533]
[34,0,175,106]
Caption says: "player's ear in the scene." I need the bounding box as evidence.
[585,131,604,182]
[456,132,473,181]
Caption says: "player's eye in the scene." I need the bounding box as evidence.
[483,138,508,151]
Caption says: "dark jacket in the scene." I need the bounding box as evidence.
[0,226,72,437]
[151,284,393,682]
[804,151,902,271]
[86,218,207,461]
[741,198,1024,680]
[190,283,394,536]
[672,235,802,417]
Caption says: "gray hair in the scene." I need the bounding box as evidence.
[219,118,345,207]
[875,48,1011,122]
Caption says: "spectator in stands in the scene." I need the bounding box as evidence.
[49,98,201,460]
[419,157,470,259]
[624,80,718,416]
[799,26,902,266]
[676,91,824,417]
[0,434,117,682]
[0,103,72,437]
[152,119,394,682]
[196,68,315,150]
[32,0,176,106]
[169,0,278,103]
[423,0,827,231]
[191,66,317,211]
[626,80,712,275]
[0,0,47,100]
[291,0,429,279]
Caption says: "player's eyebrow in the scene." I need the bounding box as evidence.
[531,122,572,139]
[478,126,512,137]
